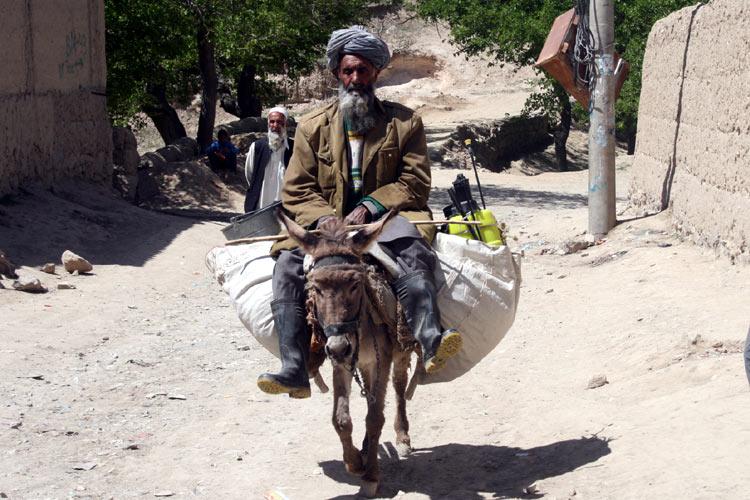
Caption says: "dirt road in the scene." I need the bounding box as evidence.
[2,161,749,499]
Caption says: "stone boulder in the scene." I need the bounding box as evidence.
[438,115,552,171]
[140,137,200,170]
[113,165,139,203]
[0,249,18,279]
[216,116,296,137]
[13,276,48,293]
[112,127,140,175]
[232,133,260,155]
[62,250,93,274]
[134,167,162,205]
[554,238,594,255]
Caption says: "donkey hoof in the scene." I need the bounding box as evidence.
[359,480,379,498]
[345,461,364,476]
[396,441,412,458]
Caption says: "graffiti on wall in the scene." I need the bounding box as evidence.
[58,30,87,79]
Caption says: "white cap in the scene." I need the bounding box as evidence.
[267,106,288,120]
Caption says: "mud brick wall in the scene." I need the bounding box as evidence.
[0,0,111,196]
[629,0,750,263]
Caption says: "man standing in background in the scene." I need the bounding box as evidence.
[244,107,293,213]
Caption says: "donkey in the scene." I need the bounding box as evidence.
[280,210,414,497]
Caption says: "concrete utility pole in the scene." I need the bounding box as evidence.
[588,0,617,238]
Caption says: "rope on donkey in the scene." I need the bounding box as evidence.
[363,265,417,353]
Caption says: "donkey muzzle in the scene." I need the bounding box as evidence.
[323,320,358,359]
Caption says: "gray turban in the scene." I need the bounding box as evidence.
[326,25,391,72]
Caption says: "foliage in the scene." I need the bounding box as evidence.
[413,0,698,146]
[105,0,370,131]
[414,0,570,67]
[213,0,368,80]
[105,0,197,127]
[413,0,575,167]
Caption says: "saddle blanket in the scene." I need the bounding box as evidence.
[205,233,522,384]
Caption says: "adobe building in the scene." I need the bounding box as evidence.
[629,0,749,263]
[0,0,112,196]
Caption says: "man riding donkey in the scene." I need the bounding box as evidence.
[257,26,462,399]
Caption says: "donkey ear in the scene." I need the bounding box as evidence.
[278,209,320,253]
[350,210,397,253]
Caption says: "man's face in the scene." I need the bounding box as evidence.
[337,54,379,93]
[268,112,286,134]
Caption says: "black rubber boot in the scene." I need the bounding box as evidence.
[393,270,462,374]
[257,300,311,399]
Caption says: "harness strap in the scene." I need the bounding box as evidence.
[323,320,359,338]
[312,254,360,269]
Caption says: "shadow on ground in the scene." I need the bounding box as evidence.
[321,436,611,499]
[0,182,220,268]
[138,157,246,215]
[429,184,588,212]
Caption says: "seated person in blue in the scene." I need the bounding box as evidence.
[206,129,239,176]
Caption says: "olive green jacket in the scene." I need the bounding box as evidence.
[271,98,434,254]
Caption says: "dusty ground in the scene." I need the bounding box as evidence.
[3,11,750,500]
[2,159,749,499]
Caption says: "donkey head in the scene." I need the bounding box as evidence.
[279,210,395,363]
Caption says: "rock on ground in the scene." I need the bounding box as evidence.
[0,250,18,279]
[112,127,140,176]
[556,239,594,255]
[12,276,48,293]
[587,374,609,389]
[61,250,93,274]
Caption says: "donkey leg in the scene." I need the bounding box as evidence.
[331,365,364,476]
[391,349,412,456]
[360,347,391,497]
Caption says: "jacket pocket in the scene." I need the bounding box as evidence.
[317,151,336,189]
[377,147,399,185]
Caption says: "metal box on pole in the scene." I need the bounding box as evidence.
[535,8,629,109]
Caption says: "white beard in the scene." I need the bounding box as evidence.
[268,129,286,151]
[338,83,376,135]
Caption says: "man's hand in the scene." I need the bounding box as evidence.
[316,215,337,228]
[344,205,372,226]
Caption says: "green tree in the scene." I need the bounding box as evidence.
[413,0,697,165]
[213,0,369,119]
[414,0,574,169]
[105,0,369,149]
[105,0,196,144]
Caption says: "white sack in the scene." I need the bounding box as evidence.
[205,241,279,356]
[205,233,522,384]
[425,234,522,383]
